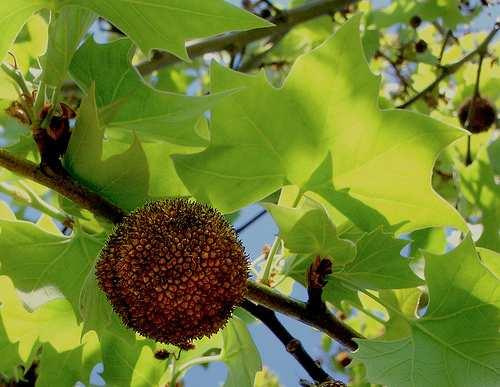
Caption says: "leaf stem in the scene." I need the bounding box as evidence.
[260,236,281,285]
[169,356,177,387]
[0,62,31,98]
[0,181,68,223]
[20,181,69,223]
[173,355,221,382]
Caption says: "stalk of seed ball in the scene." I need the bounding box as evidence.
[96,198,249,348]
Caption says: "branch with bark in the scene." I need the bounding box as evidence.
[242,300,343,385]
[0,147,361,351]
[136,0,358,75]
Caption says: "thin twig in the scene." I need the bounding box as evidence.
[464,51,486,165]
[437,30,452,64]
[375,50,415,94]
[0,181,69,224]
[241,300,339,384]
[236,208,267,233]
[136,0,358,75]
[398,23,499,109]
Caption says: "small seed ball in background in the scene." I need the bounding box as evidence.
[96,198,249,348]
[415,39,428,53]
[410,15,422,29]
[458,97,497,133]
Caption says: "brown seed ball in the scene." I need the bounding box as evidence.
[96,198,249,347]
[410,15,422,29]
[458,97,497,133]
[415,39,428,53]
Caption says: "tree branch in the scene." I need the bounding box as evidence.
[241,300,342,385]
[0,149,127,223]
[398,22,499,109]
[0,147,361,350]
[136,0,358,75]
[246,281,361,350]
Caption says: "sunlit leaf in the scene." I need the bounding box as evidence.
[64,83,149,211]
[174,16,466,234]
[221,317,261,387]
[354,235,500,386]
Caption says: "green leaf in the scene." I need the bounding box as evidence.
[408,227,447,257]
[40,6,95,88]
[0,1,46,62]
[174,16,466,233]
[459,139,500,251]
[284,228,423,308]
[79,266,113,335]
[99,316,167,387]
[0,218,105,323]
[266,204,356,265]
[64,83,149,211]
[0,277,25,379]
[36,344,84,387]
[10,14,48,75]
[0,276,84,379]
[365,0,471,29]
[70,38,226,146]
[221,317,261,387]
[354,235,500,387]
[0,1,270,63]
[377,288,421,340]
[333,228,423,290]
[57,0,271,61]
[478,247,500,277]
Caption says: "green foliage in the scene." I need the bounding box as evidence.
[0,0,270,62]
[0,1,498,386]
[40,6,95,88]
[0,217,105,320]
[266,203,356,265]
[69,38,225,146]
[459,139,500,251]
[221,317,262,387]
[174,16,466,233]
[65,84,149,211]
[354,235,500,386]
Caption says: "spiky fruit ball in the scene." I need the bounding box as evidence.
[458,97,497,133]
[96,198,248,348]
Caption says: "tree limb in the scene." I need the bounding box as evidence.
[246,281,361,350]
[0,149,126,223]
[0,147,361,350]
[241,300,342,385]
[136,0,358,75]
